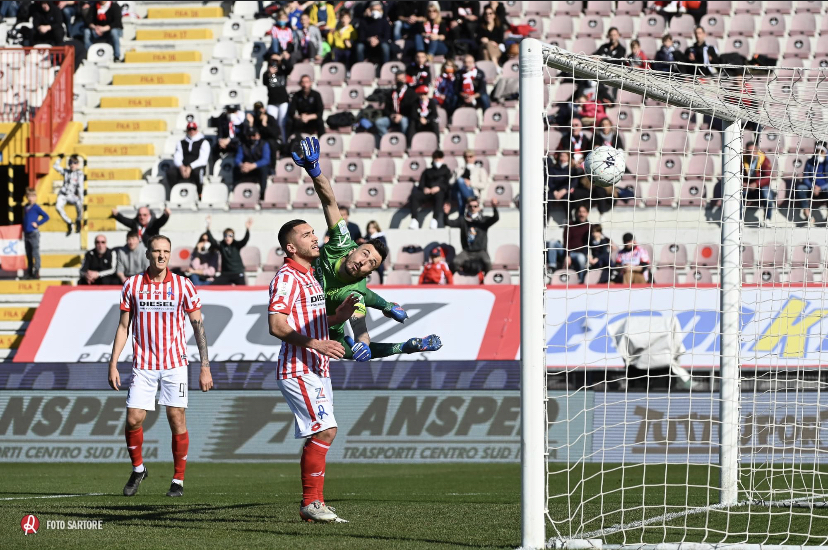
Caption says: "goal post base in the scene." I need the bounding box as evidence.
[550,541,828,550]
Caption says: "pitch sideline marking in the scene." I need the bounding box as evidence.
[0,492,106,501]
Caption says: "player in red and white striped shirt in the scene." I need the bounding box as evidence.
[108,234,213,498]
[270,219,357,523]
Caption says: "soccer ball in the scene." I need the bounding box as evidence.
[584,146,625,187]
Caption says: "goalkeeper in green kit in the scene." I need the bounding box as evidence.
[291,136,443,361]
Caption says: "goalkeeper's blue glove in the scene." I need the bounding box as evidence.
[383,302,408,323]
[344,336,372,362]
[290,136,321,178]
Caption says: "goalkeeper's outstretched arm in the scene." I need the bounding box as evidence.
[310,171,341,231]
[291,136,341,229]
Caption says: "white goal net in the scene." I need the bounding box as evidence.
[518,39,828,549]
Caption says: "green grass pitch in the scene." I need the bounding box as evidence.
[2,463,828,549]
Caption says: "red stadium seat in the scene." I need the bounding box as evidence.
[485,182,513,206]
[241,246,261,271]
[644,181,676,208]
[481,106,508,132]
[653,267,680,285]
[492,244,520,270]
[348,62,375,86]
[550,270,579,286]
[473,131,499,157]
[577,16,604,39]
[319,134,343,158]
[476,61,498,85]
[492,157,519,182]
[378,61,405,87]
[723,37,751,59]
[525,1,553,17]
[765,1,792,15]
[337,85,365,110]
[335,158,364,183]
[366,157,396,182]
[609,15,635,39]
[346,133,375,158]
[169,247,190,271]
[553,1,582,17]
[399,157,427,182]
[318,62,346,86]
[355,183,385,208]
[483,270,511,285]
[790,242,822,268]
[332,183,353,208]
[263,247,286,271]
[728,14,756,37]
[759,13,790,39]
[656,243,688,268]
[443,131,469,157]
[688,268,714,285]
[410,132,439,158]
[785,36,812,59]
[692,131,722,154]
[255,272,276,286]
[701,13,725,37]
[692,244,720,268]
[615,1,644,16]
[668,109,696,131]
[707,1,732,14]
[377,132,407,157]
[546,17,574,40]
[394,247,424,270]
[668,14,695,37]
[287,63,314,86]
[791,13,817,35]
[759,243,788,268]
[385,270,413,285]
[585,1,613,16]
[638,13,666,37]
[685,155,716,181]
[657,155,682,179]
[262,184,290,209]
[788,268,815,284]
[754,37,781,59]
[273,158,302,184]
[679,181,706,207]
[734,1,762,14]
[640,108,665,129]
[291,183,321,209]
[229,183,260,209]
[741,244,756,268]
[450,107,479,132]
[795,1,822,13]
[387,182,414,208]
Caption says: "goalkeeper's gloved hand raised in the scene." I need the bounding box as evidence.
[383,302,408,323]
[290,136,321,178]
[344,336,371,362]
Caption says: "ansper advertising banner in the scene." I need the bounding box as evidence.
[0,391,591,463]
[591,392,828,464]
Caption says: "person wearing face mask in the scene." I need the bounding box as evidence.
[433,60,459,116]
[205,217,253,286]
[443,196,499,275]
[262,50,293,144]
[356,1,391,67]
[408,150,453,229]
[407,85,439,145]
[453,150,488,212]
[795,144,828,225]
[246,101,280,167]
[234,127,272,191]
[266,9,296,58]
[374,72,414,146]
[185,233,219,285]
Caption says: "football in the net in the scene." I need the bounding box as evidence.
[584,146,625,187]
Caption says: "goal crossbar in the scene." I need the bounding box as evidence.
[540,44,828,143]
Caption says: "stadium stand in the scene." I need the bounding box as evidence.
[3,0,828,363]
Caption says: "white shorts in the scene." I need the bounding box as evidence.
[126,366,188,411]
[276,373,336,439]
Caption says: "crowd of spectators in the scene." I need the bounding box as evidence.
[7,1,124,67]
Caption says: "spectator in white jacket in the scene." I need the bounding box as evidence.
[53,154,84,236]
[167,121,211,197]
[452,150,489,212]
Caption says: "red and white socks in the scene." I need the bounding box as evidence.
[300,437,330,506]
[125,427,144,472]
[171,431,189,486]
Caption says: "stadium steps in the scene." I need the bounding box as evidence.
[134,28,216,41]
[85,119,168,132]
[126,42,217,58]
[111,73,192,86]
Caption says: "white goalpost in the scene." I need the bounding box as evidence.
[519,38,828,549]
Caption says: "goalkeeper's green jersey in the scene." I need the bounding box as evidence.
[313,219,388,341]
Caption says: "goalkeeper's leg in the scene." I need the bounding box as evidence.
[331,334,443,359]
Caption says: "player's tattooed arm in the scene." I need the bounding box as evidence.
[188,310,213,391]
[188,311,210,368]
[350,312,370,344]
